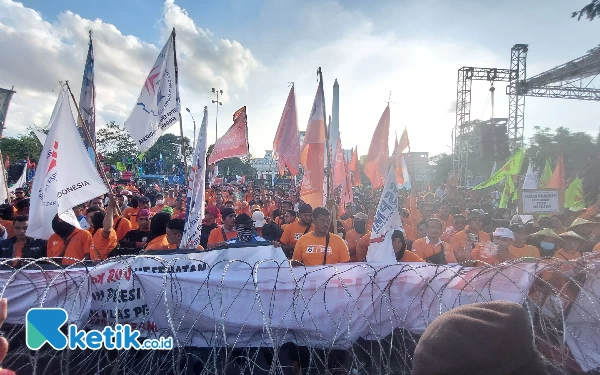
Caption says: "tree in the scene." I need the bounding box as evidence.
[216,157,257,177]
[0,132,43,163]
[145,133,193,174]
[96,122,138,167]
[573,0,600,20]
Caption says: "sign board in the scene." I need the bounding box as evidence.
[518,189,564,215]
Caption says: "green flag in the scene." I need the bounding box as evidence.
[539,159,552,187]
[138,153,145,162]
[499,176,517,209]
[564,176,585,209]
[116,162,126,171]
[473,148,524,190]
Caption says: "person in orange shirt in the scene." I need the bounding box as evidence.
[508,224,540,259]
[88,197,118,261]
[355,230,371,262]
[554,231,589,261]
[412,218,455,264]
[471,227,515,265]
[165,218,204,250]
[47,215,93,266]
[173,198,186,218]
[400,208,416,242]
[122,197,139,222]
[144,212,172,251]
[239,201,251,216]
[207,208,238,248]
[130,196,151,230]
[232,195,242,214]
[441,214,466,243]
[450,209,490,263]
[391,230,424,262]
[434,202,453,231]
[274,201,294,226]
[530,228,565,257]
[345,212,368,262]
[277,204,315,258]
[165,190,177,207]
[291,207,350,266]
[0,216,47,264]
[111,211,132,242]
[151,193,167,214]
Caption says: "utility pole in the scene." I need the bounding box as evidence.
[212,88,223,144]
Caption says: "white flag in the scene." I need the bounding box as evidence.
[8,164,26,193]
[125,30,180,152]
[33,130,47,146]
[181,107,208,248]
[27,89,108,240]
[366,166,402,263]
[0,153,8,204]
[519,161,538,224]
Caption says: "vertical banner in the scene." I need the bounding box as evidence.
[78,32,96,163]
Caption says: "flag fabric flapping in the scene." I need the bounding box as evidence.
[125,30,180,152]
[349,146,360,186]
[332,136,346,189]
[364,106,390,189]
[0,152,8,204]
[522,162,538,190]
[565,176,585,210]
[393,135,404,186]
[472,148,524,190]
[499,176,517,209]
[399,152,411,190]
[8,164,26,193]
[208,106,249,164]
[273,85,300,176]
[181,107,208,248]
[77,32,96,163]
[545,154,565,190]
[299,77,326,208]
[539,158,553,187]
[0,88,16,136]
[366,165,402,263]
[27,89,108,240]
[398,128,409,153]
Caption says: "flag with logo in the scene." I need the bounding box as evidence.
[472,148,524,190]
[78,32,96,163]
[27,89,108,240]
[208,106,249,164]
[8,164,26,193]
[273,85,301,176]
[539,158,553,187]
[349,146,360,186]
[181,107,208,248]
[366,165,401,263]
[565,176,584,210]
[125,30,180,152]
[364,106,390,189]
[299,76,326,208]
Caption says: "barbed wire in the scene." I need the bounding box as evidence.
[0,255,599,374]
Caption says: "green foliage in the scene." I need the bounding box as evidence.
[573,0,600,20]
[96,122,137,166]
[144,133,193,171]
[0,132,43,162]
[216,156,256,177]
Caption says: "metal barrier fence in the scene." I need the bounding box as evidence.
[0,252,599,374]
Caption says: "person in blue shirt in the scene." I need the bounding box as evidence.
[227,213,266,244]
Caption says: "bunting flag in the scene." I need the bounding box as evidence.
[299,76,326,208]
[398,128,409,153]
[565,176,585,210]
[545,154,565,190]
[364,106,390,189]
[181,107,208,248]
[332,136,346,189]
[273,85,300,176]
[393,135,404,185]
[8,164,26,193]
[125,30,180,152]
[77,32,96,163]
[472,148,524,190]
[349,146,360,186]
[366,165,402,263]
[539,158,553,187]
[207,106,249,164]
[27,89,108,240]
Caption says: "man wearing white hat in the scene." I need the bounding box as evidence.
[471,227,514,265]
[252,210,266,237]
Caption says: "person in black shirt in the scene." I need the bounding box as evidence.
[115,209,152,254]
[200,206,220,249]
[0,216,46,264]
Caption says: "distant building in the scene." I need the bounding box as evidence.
[342,149,352,163]
[251,150,278,181]
[299,131,306,147]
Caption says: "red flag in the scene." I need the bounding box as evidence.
[332,137,346,189]
[364,106,390,189]
[339,150,354,215]
[300,78,326,208]
[393,136,404,185]
[545,154,565,189]
[208,106,249,164]
[348,147,360,187]
[273,85,300,176]
[398,128,409,153]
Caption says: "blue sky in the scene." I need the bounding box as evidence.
[2,0,600,158]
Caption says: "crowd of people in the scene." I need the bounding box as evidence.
[0,178,599,269]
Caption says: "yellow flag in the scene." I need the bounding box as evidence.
[539,159,552,187]
[116,162,126,171]
[473,148,524,190]
[564,176,585,209]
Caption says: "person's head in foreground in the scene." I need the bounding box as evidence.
[412,301,545,375]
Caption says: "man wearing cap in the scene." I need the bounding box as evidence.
[568,217,600,242]
[412,218,455,264]
[530,228,564,257]
[252,211,266,237]
[450,209,491,263]
[555,231,590,260]
[227,213,266,244]
[472,227,514,264]
[118,209,153,252]
[277,204,315,258]
[345,212,368,262]
[130,196,151,230]
[207,207,238,249]
[508,224,540,259]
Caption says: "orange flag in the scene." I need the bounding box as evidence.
[393,135,405,185]
[349,146,360,186]
[332,136,346,189]
[364,106,390,189]
[273,85,300,176]
[545,154,565,189]
[398,128,409,153]
[208,107,249,164]
[299,78,326,208]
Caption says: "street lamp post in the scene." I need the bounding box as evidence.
[185,108,196,150]
[212,88,223,144]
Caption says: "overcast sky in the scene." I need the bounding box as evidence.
[1,0,599,158]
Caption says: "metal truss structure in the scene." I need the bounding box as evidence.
[453,43,600,185]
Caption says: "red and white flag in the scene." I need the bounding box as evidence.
[273,85,300,176]
[364,106,390,189]
[349,146,360,186]
[208,106,249,164]
[300,77,326,208]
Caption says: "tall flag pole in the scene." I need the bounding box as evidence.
[78,30,96,164]
[171,28,188,184]
[273,84,300,176]
[181,106,208,248]
[125,29,181,152]
[318,68,331,209]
